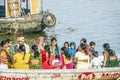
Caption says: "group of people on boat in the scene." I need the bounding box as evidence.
[0,35,119,69]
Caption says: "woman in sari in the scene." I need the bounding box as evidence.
[103,43,119,67]
[13,45,30,69]
[50,37,60,56]
[63,47,73,69]
[41,45,55,69]
[74,43,90,69]
[29,45,42,69]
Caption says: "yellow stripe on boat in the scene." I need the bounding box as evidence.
[30,0,40,15]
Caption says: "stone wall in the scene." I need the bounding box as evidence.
[0,67,120,80]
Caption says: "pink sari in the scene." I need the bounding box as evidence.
[60,54,65,69]
[65,62,73,69]
[60,54,73,69]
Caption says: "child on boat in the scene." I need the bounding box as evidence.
[89,41,96,59]
[91,51,102,68]
[89,41,96,55]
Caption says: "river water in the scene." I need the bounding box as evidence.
[44,0,120,57]
[0,0,120,57]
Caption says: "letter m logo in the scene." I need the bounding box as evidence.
[78,72,96,80]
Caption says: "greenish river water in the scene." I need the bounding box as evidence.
[0,32,47,46]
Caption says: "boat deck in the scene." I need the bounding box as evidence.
[0,14,43,23]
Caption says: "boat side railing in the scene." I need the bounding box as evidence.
[0,67,120,80]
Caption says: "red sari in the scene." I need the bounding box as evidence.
[41,50,54,69]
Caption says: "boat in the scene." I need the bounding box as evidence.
[0,0,56,33]
[0,67,120,80]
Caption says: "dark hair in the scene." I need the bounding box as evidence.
[70,42,74,46]
[61,47,65,51]
[107,49,115,57]
[64,42,69,47]
[6,39,11,43]
[80,43,88,55]
[51,37,59,55]
[44,45,51,65]
[80,43,86,50]
[89,41,96,46]
[64,47,71,60]
[1,40,7,47]
[103,43,110,50]
[93,51,98,57]
[103,43,115,57]
[31,45,38,52]
[19,45,26,60]
[51,37,57,42]
[31,45,40,58]
[55,54,60,59]
[80,38,87,43]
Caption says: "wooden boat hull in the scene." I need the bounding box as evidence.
[0,12,56,33]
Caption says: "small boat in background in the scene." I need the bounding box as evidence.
[0,0,56,33]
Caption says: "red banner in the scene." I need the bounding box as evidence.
[0,76,29,80]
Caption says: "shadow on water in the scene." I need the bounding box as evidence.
[0,27,59,46]
[0,31,48,46]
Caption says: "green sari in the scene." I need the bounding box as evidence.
[105,51,119,67]
[29,55,42,69]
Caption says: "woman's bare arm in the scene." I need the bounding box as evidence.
[103,52,107,67]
